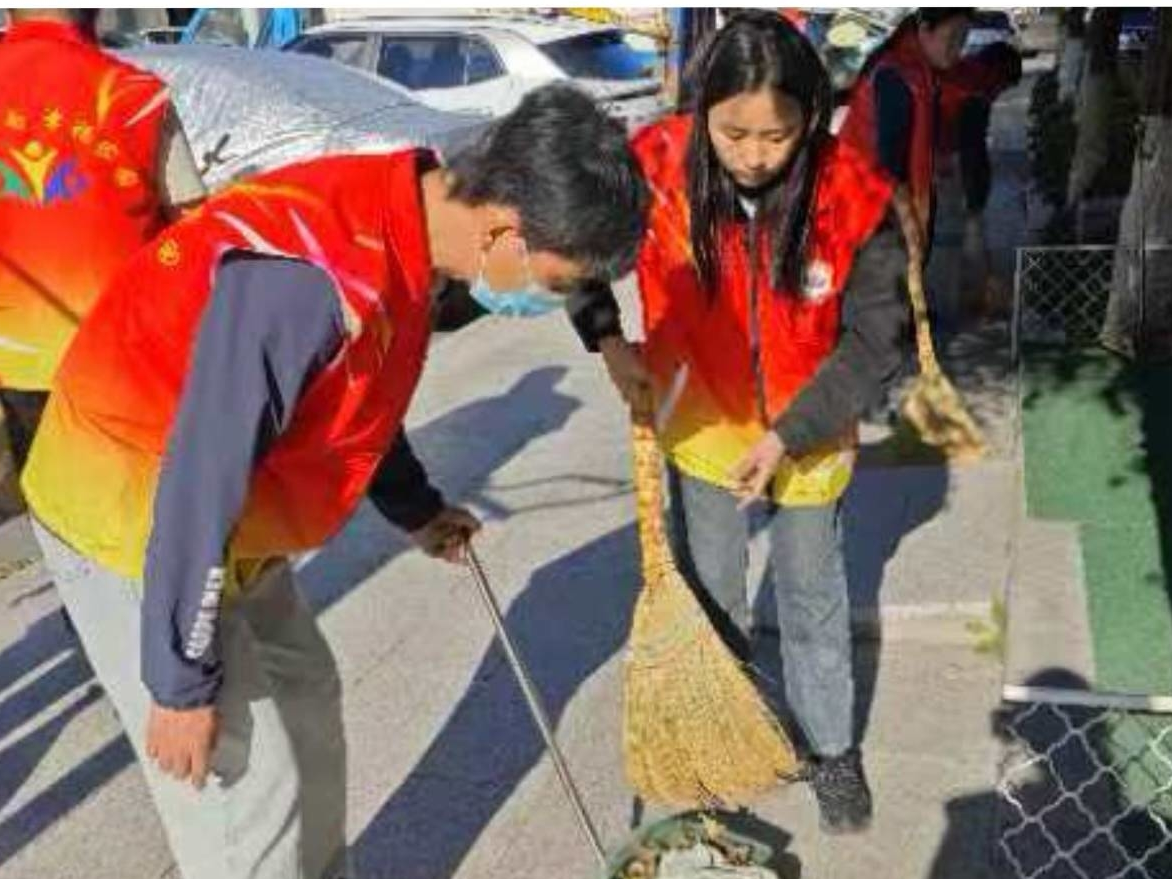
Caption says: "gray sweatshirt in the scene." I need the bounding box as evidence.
[143,252,443,708]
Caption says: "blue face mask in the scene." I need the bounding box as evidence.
[467,237,564,318]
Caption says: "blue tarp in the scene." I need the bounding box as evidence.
[182,8,307,49]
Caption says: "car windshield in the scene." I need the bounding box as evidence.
[540,30,655,81]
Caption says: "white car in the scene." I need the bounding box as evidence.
[284,14,668,131]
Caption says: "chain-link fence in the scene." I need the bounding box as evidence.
[997,699,1172,879]
[1002,244,1172,877]
[1012,245,1172,360]
[1013,246,1115,355]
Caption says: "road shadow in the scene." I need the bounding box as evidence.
[749,454,949,752]
[0,609,132,867]
[931,668,1172,878]
[300,366,582,612]
[0,365,591,868]
[353,523,640,879]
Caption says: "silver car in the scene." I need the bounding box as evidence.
[125,44,489,191]
[125,45,492,329]
[284,13,667,132]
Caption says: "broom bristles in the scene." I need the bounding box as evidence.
[623,406,799,809]
[900,372,987,461]
[897,231,988,462]
[623,568,800,807]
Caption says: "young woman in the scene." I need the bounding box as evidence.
[839,8,975,258]
[570,12,911,833]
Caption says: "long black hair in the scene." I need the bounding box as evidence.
[686,11,833,295]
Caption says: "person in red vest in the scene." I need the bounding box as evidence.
[938,41,1023,316]
[21,85,647,879]
[838,9,974,260]
[0,8,204,471]
[938,42,1023,166]
[569,12,911,833]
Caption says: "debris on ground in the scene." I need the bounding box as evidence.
[613,816,779,879]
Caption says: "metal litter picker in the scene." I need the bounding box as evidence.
[462,544,785,878]
[463,543,609,869]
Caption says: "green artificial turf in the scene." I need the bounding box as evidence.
[1021,347,1172,695]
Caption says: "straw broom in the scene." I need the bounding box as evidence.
[622,401,800,808]
[898,239,988,461]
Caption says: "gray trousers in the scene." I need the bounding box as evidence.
[33,520,350,879]
[665,467,854,757]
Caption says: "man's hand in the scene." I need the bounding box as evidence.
[730,432,786,509]
[411,506,481,563]
[146,703,219,790]
[598,336,652,409]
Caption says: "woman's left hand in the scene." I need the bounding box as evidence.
[598,336,652,409]
[730,432,786,509]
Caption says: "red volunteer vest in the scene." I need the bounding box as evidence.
[0,19,169,389]
[22,152,434,578]
[634,115,892,503]
[938,54,1016,156]
[840,29,937,241]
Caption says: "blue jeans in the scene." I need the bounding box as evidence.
[666,466,854,757]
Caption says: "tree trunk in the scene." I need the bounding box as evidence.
[1103,10,1172,360]
[1068,10,1122,206]
[1058,8,1087,102]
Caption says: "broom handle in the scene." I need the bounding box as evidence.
[893,189,942,379]
[463,544,609,870]
[907,255,942,378]
[630,400,673,578]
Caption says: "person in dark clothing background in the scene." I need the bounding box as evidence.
[839,9,974,259]
[939,40,1023,317]
[944,43,1022,213]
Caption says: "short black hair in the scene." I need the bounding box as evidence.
[447,84,648,282]
[917,8,975,30]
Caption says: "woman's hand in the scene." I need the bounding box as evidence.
[599,336,652,409]
[730,432,786,508]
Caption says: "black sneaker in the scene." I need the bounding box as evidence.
[808,751,873,835]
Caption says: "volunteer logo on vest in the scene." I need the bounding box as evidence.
[1,105,150,206]
[0,38,170,390]
[801,259,834,301]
